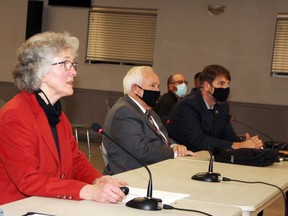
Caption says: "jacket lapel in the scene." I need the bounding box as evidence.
[124,95,155,130]
[124,95,165,141]
[23,92,61,165]
[197,92,215,137]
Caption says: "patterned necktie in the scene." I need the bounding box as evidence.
[145,111,169,147]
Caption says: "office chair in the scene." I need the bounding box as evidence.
[0,99,5,109]
[106,96,119,112]
[61,99,92,160]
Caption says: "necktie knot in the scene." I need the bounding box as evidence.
[145,111,154,125]
[145,110,151,117]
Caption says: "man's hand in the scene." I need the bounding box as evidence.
[232,133,263,149]
[172,144,197,157]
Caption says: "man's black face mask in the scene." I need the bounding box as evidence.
[212,87,230,102]
[136,85,160,107]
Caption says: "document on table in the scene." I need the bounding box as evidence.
[22,212,56,216]
[123,187,190,204]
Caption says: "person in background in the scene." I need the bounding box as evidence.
[0,31,126,205]
[166,64,263,152]
[190,71,201,93]
[103,66,195,175]
[153,73,188,123]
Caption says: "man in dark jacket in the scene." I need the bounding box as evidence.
[166,64,263,152]
[153,73,188,123]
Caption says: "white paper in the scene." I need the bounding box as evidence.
[23,213,55,216]
[123,187,190,204]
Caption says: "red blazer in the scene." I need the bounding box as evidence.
[0,91,102,204]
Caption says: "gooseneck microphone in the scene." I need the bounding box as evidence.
[191,151,221,182]
[91,123,162,211]
[229,115,276,150]
[191,107,221,182]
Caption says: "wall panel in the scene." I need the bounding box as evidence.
[0,82,286,143]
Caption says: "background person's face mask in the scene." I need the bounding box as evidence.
[174,83,187,97]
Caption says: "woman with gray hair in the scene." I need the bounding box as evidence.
[0,31,126,205]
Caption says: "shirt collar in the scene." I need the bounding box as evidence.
[202,97,214,110]
[128,95,146,113]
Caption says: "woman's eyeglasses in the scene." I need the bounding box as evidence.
[52,60,78,71]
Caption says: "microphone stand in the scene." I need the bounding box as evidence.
[191,151,221,182]
[191,106,221,182]
[91,123,162,211]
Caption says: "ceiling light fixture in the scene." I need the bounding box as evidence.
[207,5,226,16]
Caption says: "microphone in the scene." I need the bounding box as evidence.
[191,150,221,182]
[191,107,221,182]
[191,151,221,182]
[91,123,162,211]
[229,115,277,150]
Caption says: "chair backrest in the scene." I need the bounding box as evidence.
[0,99,5,109]
[106,97,119,112]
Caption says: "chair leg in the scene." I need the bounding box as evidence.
[285,191,288,216]
[100,142,109,166]
[86,129,91,160]
[75,128,78,144]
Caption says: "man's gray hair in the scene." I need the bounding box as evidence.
[123,66,154,94]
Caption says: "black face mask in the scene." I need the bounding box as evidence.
[136,85,160,107]
[212,87,230,102]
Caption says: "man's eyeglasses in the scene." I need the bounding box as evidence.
[171,80,188,85]
[52,60,78,71]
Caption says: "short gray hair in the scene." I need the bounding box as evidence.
[12,31,79,92]
[123,66,154,94]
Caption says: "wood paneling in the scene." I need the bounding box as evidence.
[0,82,286,143]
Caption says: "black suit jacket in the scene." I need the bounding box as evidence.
[153,91,178,121]
[103,95,174,175]
[166,89,240,152]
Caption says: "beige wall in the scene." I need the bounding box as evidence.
[0,0,27,82]
[42,0,288,106]
[1,0,288,106]
[0,0,288,142]
[0,81,286,143]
